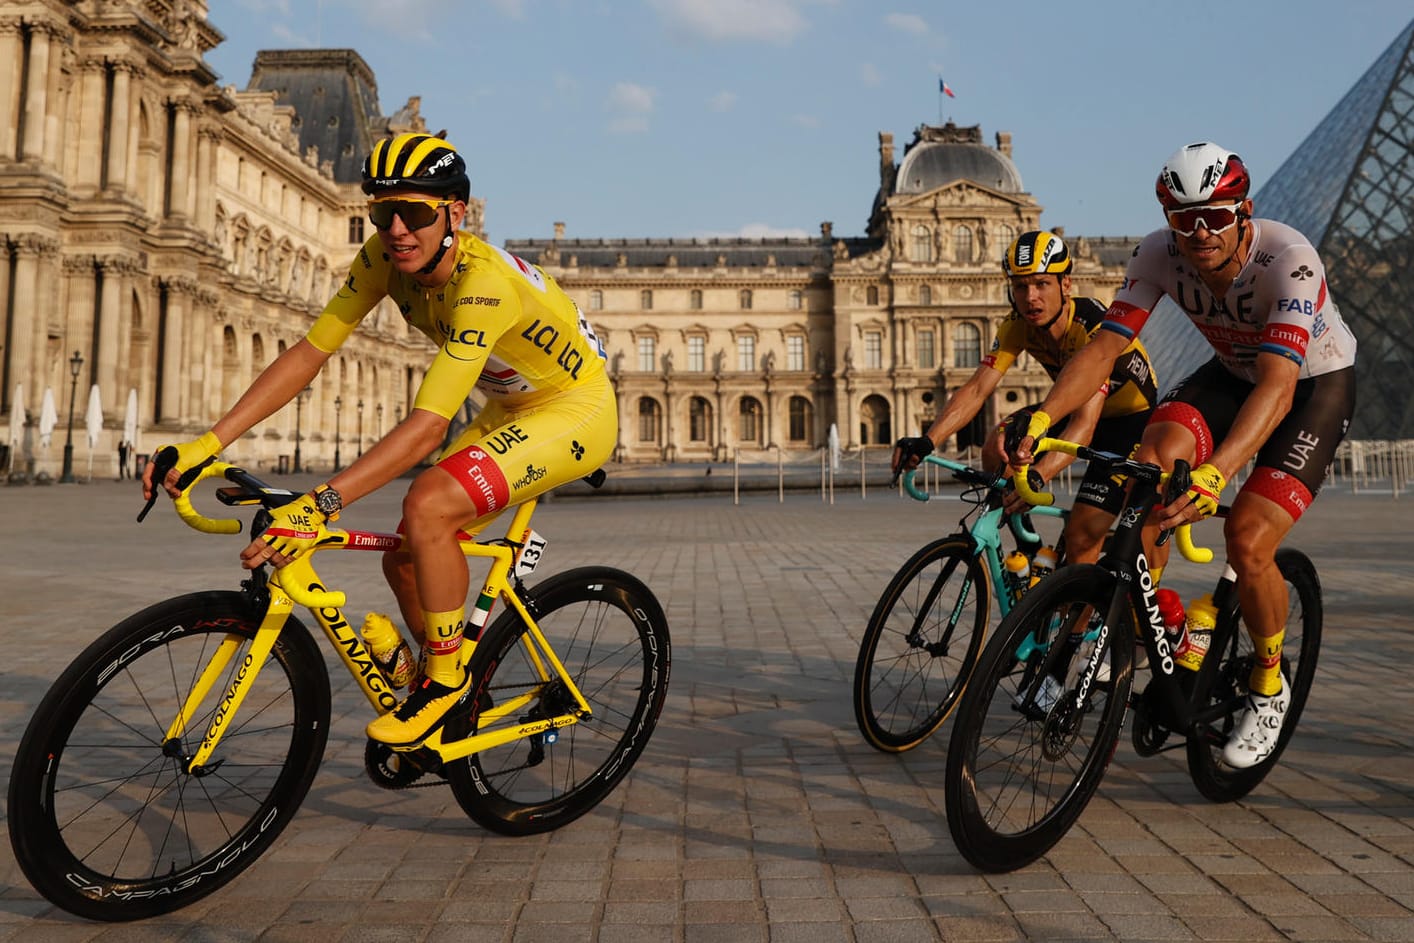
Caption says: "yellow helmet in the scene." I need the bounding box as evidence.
[361,132,469,202]
[1002,230,1073,277]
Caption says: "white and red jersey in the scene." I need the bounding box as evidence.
[1102,220,1357,383]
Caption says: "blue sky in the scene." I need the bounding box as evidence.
[205,1,1412,245]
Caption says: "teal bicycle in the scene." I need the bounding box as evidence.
[852,454,1068,752]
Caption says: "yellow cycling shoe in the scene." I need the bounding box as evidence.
[366,665,474,747]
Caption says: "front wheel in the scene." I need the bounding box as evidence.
[1186,548,1323,801]
[445,566,671,835]
[853,536,991,752]
[6,591,331,921]
[945,565,1132,872]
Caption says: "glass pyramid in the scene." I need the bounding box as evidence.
[1256,18,1414,439]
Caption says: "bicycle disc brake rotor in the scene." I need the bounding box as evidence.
[1041,692,1085,760]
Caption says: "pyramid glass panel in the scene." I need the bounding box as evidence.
[1256,19,1414,439]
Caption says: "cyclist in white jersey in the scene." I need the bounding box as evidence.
[1008,142,1357,769]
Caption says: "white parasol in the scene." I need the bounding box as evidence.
[38,388,58,449]
[828,422,841,472]
[123,388,138,451]
[85,384,103,479]
[7,384,24,474]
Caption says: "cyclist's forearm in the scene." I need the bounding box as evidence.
[211,340,330,447]
[323,408,448,506]
[1038,334,1126,425]
[924,371,997,447]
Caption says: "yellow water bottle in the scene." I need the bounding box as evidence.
[1028,544,1060,588]
[1004,550,1031,601]
[1175,593,1217,671]
[360,613,416,687]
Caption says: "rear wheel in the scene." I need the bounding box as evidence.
[945,565,1131,872]
[853,536,990,751]
[1186,548,1323,801]
[445,566,671,835]
[6,591,330,921]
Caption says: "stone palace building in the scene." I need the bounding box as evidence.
[1,0,1136,480]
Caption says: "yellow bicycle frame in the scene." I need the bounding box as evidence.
[168,462,595,772]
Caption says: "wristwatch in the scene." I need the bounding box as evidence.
[312,484,343,522]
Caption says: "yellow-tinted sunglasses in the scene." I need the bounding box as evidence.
[368,197,455,232]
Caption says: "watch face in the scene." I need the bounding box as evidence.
[316,488,342,516]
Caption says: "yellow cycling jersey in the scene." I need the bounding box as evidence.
[306,232,607,419]
[982,296,1157,419]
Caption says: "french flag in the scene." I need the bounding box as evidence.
[939,77,955,98]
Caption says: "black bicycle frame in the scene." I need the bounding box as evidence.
[1090,459,1238,739]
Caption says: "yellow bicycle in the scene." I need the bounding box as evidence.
[7,456,671,921]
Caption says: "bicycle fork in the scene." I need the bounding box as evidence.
[163,593,291,775]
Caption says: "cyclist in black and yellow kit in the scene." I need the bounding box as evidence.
[143,133,616,747]
[892,230,1158,564]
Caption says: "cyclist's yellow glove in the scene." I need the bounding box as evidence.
[260,495,329,564]
[1024,409,1051,444]
[168,430,222,475]
[1185,463,1226,518]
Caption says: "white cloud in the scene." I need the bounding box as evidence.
[885,12,929,35]
[607,81,656,133]
[649,0,817,43]
[859,63,882,87]
[790,113,820,129]
[707,90,738,112]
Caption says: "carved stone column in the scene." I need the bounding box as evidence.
[158,277,197,423]
[106,62,133,193]
[0,239,12,392]
[62,254,97,390]
[11,235,61,399]
[0,21,20,158]
[168,99,194,219]
[195,127,221,232]
[20,21,51,161]
[74,60,106,191]
[95,256,131,399]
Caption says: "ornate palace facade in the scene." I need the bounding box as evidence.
[2,1,1133,479]
[509,125,1135,463]
[0,1,463,479]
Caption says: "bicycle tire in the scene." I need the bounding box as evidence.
[853,535,991,752]
[7,591,330,921]
[444,566,671,836]
[945,564,1132,872]
[1186,547,1323,801]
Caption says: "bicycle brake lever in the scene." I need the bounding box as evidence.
[1155,460,1193,547]
[137,446,180,523]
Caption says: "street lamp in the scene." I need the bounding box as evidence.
[333,395,343,471]
[357,398,364,457]
[293,385,312,474]
[59,350,83,483]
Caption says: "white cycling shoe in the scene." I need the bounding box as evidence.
[1222,674,1289,769]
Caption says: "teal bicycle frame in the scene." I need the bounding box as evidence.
[902,454,1068,624]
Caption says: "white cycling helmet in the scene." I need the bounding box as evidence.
[1155,142,1251,209]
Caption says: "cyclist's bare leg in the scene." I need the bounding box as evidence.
[1224,491,1294,695]
[1061,504,1113,564]
[401,465,480,684]
[381,550,424,644]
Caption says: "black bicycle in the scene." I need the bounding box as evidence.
[944,437,1322,872]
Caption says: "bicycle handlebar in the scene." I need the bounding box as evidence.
[1012,436,1213,564]
[171,461,244,535]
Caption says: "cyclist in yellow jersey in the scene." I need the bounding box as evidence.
[892,230,1158,564]
[143,132,616,747]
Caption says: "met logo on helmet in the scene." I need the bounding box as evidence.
[426,152,457,173]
